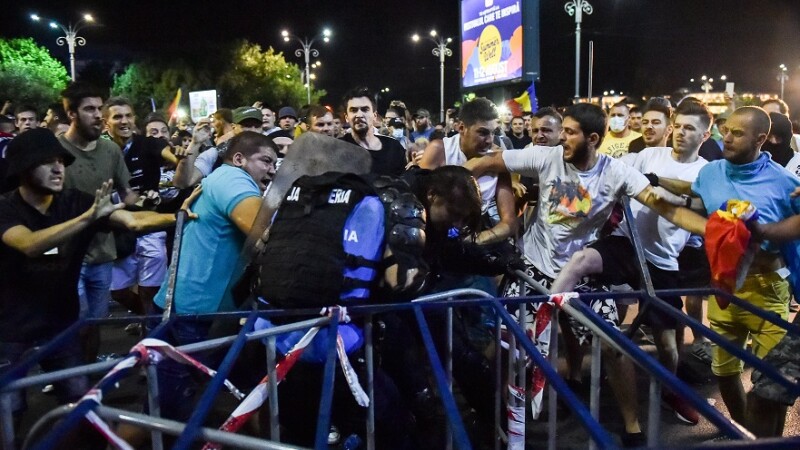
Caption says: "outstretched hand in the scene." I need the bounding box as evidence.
[179,185,202,220]
[91,179,125,220]
[191,126,211,147]
[789,186,800,198]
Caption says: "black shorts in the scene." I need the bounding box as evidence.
[588,235,683,329]
[500,259,619,346]
[677,245,711,289]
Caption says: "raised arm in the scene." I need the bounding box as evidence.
[160,144,179,166]
[752,215,800,243]
[646,173,695,196]
[2,180,123,257]
[475,173,517,245]
[417,139,446,169]
[173,127,210,189]
[462,150,510,178]
[635,185,708,235]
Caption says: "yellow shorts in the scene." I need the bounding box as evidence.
[708,272,790,377]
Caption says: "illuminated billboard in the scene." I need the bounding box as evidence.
[461,0,539,89]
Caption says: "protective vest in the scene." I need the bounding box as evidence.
[257,172,385,308]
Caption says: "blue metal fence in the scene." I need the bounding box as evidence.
[1,286,799,449]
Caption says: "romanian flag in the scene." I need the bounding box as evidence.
[704,200,759,308]
[512,81,538,114]
[166,88,182,119]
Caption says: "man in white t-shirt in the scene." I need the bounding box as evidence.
[558,100,714,426]
[466,102,707,447]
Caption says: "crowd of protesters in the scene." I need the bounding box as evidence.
[1,81,800,449]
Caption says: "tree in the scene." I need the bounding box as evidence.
[111,40,323,122]
[0,38,70,112]
[218,41,324,108]
[112,59,212,120]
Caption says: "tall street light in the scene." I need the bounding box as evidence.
[31,13,95,81]
[689,74,728,95]
[778,64,789,100]
[282,28,331,105]
[564,0,593,100]
[412,30,452,123]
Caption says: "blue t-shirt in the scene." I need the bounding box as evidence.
[692,152,800,296]
[154,164,260,314]
[410,127,435,142]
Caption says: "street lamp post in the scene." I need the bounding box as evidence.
[31,13,95,81]
[564,0,593,100]
[700,75,714,95]
[778,64,789,100]
[282,29,331,105]
[412,30,453,123]
[689,74,728,96]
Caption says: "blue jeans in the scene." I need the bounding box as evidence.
[147,304,215,421]
[0,340,88,414]
[78,261,113,320]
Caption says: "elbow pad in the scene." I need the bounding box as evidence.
[374,176,429,294]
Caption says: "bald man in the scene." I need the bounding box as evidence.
[687,106,800,436]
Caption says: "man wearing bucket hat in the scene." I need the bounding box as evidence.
[0,128,186,428]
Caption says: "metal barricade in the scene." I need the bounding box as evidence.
[2,287,800,449]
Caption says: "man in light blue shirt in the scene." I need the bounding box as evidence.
[152,131,277,421]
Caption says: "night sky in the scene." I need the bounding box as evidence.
[3,1,800,114]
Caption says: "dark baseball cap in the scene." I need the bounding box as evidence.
[278,106,297,120]
[387,117,405,129]
[413,108,430,118]
[5,128,75,178]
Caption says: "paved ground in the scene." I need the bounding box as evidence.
[11,300,800,449]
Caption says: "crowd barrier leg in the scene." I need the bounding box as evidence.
[266,335,280,442]
[413,306,473,450]
[364,314,375,450]
[619,196,658,340]
[161,209,187,321]
[313,312,340,449]
[547,308,559,450]
[446,305,454,450]
[145,364,164,450]
[505,319,516,445]
[588,336,602,450]
[493,310,502,450]
[1,392,14,450]
[647,377,661,447]
[517,302,527,409]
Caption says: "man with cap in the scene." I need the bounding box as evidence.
[172,106,268,188]
[411,108,434,141]
[278,106,298,134]
[0,129,185,430]
[387,116,411,149]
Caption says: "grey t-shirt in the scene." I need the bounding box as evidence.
[503,146,650,278]
[60,135,131,264]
